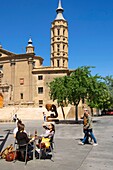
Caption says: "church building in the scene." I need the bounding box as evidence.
[0,0,71,108]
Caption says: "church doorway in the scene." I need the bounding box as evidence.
[0,93,3,108]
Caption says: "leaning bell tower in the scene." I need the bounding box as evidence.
[51,0,68,68]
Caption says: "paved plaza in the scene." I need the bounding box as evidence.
[0,115,113,170]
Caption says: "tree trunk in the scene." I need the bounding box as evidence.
[75,104,78,121]
[61,105,65,119]
[91,107,93,116]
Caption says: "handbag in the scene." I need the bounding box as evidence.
[41,137,50,148]
[0,144,14,159]
[5,151,17,162]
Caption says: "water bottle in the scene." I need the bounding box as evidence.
[35,130,37,138]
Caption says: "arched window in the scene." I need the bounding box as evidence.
[63,60,65,67]
[63,29,65,36]
[63,45,65,50]
[52,60,54,67]
[57,60,60,67]
[57,44,60,52]
[53,30,54,36]
[57,29,60,36]
[52,45,54,51]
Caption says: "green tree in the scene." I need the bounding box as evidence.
[102,75,113,109]
[49,66,113,121]
[67,66,93,121]
[104,76,113,99]
[49,76,69,119]
[86,76,112,114]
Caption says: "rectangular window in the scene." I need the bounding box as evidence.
[20,78,24,85]
[39,100,43,105]
[0,65,3,71]
[32,61,35,69]
[38,87,43,94]
[20,93,23,99]
[57,60,60,67]
[38,75,43,80]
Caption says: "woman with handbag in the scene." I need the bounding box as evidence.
[38,123,55,149]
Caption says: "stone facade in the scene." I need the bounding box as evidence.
[51,20,68,68]
[32,67,70,107]
[0,0,71,108]
[0,47,43,106]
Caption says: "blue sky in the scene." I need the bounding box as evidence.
[0,0,113,77]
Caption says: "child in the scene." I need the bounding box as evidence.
[13,114,17,122]
[42,112,46,122]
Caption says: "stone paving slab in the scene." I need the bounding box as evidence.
[0,116,113,170]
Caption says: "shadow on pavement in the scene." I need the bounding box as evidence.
[0,130,12,152]
[58,119,100,124]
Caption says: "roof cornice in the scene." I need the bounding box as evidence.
[0,48,15,55]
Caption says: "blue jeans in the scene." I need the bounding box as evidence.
[44,116,46,122]
[82,129,97,144]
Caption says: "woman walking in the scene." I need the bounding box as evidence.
[79,108,98,146]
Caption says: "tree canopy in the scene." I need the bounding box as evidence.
[49,66,113,121]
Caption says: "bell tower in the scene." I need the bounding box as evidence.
[26,38,35,54]
[51,0,68,68]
